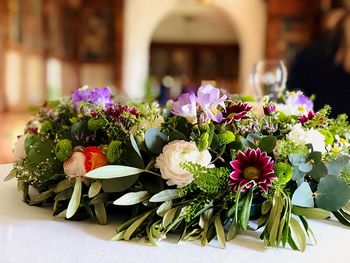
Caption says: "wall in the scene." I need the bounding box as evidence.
[123,0,266,99]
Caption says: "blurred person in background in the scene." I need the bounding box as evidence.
[288,1,350,116]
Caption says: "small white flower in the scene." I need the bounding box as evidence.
[155,140,211,188]
[287,124,326,153]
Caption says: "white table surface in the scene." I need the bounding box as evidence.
[0,163,349,263]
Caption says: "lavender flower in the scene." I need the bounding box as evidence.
[285,92,313,112]
[71,86,113,109]
[196,84,227,123]
[171,93,197,124]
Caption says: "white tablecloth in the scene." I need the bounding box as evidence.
[0,163,349,263]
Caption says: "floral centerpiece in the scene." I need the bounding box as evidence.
[6,85,350,251]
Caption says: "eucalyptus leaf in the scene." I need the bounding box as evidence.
[292,165,306,186]
[145,128,167,154]
[298,163,313,173]
[292,182,314,208]
[315,175,350,211]
[85,165,144,179]
[66,178,82,219]
[94,201,107,225]
[307,151,322,164]
[214,216,226,249]
[88,180,102,198]
[326,155,350,176]
[308,162,328,181]
[113,191,150,206]
[149,189,179,202]
[289,154,307,165]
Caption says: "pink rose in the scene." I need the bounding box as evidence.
[63,152,86,178]
[13,134,27,161]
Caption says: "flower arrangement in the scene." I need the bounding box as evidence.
[6,85,350,251]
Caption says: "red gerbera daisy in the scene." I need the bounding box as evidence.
[224,102,252,123]
[229,148,276,193]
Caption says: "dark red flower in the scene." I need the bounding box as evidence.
[104,103,138,121]
[224,102,252,123]
[263,103,276,116]
[229,148,276,193]
[299,111,315,124]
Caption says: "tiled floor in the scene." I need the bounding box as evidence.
[0,113,29,164]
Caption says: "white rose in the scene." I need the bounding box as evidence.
[287,124,326,153]
[155,140,211,188]
[63,152,86,178]
[13,134,27,161]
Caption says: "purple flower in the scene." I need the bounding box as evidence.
[285,92,313,112]
[229,148,276,193]
[196,84,227,123]
[71,86,112,109]
[171,93,197,124]
[263,103,276,116]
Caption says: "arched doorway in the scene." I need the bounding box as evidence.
[148,3,239,103]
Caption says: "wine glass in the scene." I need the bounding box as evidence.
[249,60,287,102]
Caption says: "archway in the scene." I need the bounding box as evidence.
[123,0,266,99]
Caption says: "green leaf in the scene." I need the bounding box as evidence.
[4,168,17,181]
[299,216,316,245]
[258,136,277,153]
[307,151,322,164]
[315,175,350,211]
[169,131,187,141]
[292,165,306,186]
[240,189,253,231]
[85,165,144,179]
[163,207,178,228]
[94,201,107,225]
[102,175,139,193]
[292,182,314,208]
[130,134,142,158]
[124,210,154,240]
[226,220,239,241]
[145,128,167,154]
[214,215,226,249]
[326,155,350,176]
[332,211,350,226]
[29,189,53,205]
[308,162,328,181]
[292,205,330,219]
[289,217,307,252]
[111,230,126,241]
[156,200,173,217]
[298,163,313,173]
[54,178,73,193]
[139,173,164,193]
[66,178,82,219]
[113,191,150,206]
[149,189,178,202]
[88,180,102,198]
[146,222,157,246]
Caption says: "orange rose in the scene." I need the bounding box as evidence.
[83,147,107,172]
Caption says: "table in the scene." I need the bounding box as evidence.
[0,163,349,263]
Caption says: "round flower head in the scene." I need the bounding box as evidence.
[229,148,276,193]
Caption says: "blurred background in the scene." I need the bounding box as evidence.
[0,0,348,163]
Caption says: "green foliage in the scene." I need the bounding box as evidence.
[274,163,292,184]
[275,140,308,160]
[88,118,107,131]
[40,120,54,134]
[217,131,235,146]
[329,113,350,136]
[304,105,331,129]
[55,139,73,162]
[181,162,230,197]
[107,140,123,163]
[319,129,334,145]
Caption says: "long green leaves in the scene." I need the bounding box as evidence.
[66,178,82,219]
